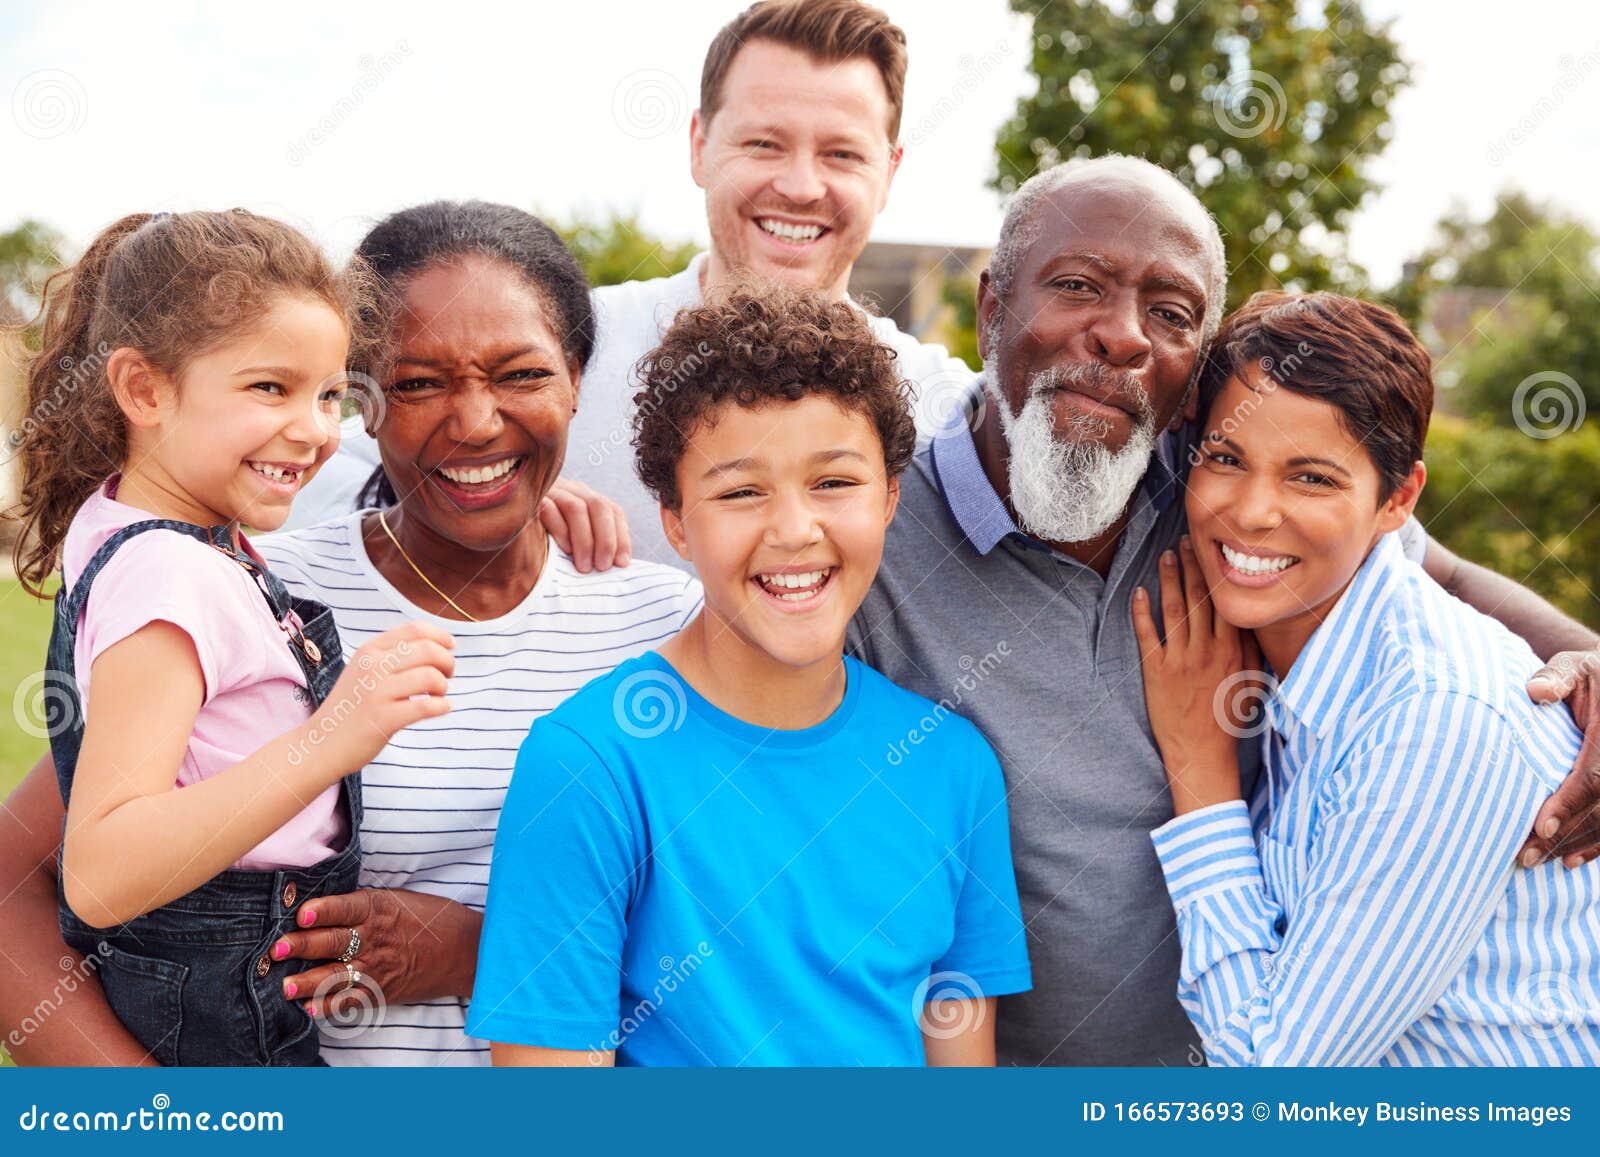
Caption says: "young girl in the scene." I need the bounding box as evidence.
[9,210,456,1066]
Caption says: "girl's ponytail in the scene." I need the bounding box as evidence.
[10,213,153,596]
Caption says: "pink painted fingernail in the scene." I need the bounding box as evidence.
[272,940,290,960]
[299,909,316,927]
[284,981,297,999]
[306,1005,318,1019]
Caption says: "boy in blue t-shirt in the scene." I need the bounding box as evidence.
[467,284,1032,1066]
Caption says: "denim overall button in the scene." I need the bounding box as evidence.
[281,881,297,909]
[255,953,272,978]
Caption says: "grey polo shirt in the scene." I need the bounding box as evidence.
[848,422,1202,1066]
[849,422,1427,1066]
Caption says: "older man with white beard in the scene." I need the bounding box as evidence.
[848,153,1600,1066]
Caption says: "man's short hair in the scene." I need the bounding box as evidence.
[1198,291,1434,501]
[699,0,909,143]
[988,155,1229,348]
[632,282,917,512]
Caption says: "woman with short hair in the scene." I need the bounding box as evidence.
[1136,291,1600,1065]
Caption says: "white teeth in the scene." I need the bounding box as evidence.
[248,462,299,484]
[439,457,519,485]
[756,568,832,599]
[757,218,823,242]
[1221,543,1298,574]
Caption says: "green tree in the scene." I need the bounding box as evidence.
[995,0,1408,307]
[1421,415,1600,623]
[938,270,982,370]
[551,209,697,289]
[0,218,66,325]
[1389,192,1600,427]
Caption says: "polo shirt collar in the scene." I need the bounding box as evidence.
[1267,531,1408,742]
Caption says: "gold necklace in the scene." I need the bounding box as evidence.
[377,508,480,622]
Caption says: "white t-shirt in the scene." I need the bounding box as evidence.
[256,513,703,1066]
[285,255,980,566]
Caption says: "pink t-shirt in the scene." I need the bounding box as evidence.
[61,480,348,870]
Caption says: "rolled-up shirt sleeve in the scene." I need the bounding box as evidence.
[1150,693,1541,1065]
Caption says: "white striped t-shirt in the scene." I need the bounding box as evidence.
[256,512,703,1066]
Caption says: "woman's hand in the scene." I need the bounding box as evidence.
[540,477,632,573]
[1132,536,1254,816]
[270,888,482,1019]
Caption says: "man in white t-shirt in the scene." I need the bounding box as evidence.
[290,0,977,567]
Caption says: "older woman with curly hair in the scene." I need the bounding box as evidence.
[466,284,1033,1068]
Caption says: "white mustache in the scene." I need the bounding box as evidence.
[1027,362,1156,425]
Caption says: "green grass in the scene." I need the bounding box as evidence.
[0,576,55,801]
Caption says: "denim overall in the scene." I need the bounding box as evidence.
[48,519,361,1066]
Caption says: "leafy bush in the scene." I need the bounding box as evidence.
[1420,414,1600,623]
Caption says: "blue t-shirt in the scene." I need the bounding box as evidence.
[467,652,1032,1066]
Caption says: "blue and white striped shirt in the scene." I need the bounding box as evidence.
[1150,532,1600,1065]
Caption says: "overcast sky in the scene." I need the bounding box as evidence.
[3,1,1597,288]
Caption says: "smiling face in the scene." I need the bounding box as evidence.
[150,293,349,531]
[375,255,577,554]
[1187,369,1423,642]
[691,39,901,299]
[975,169,1214,546]
[979,173,1211,452]
[662,394,899,672]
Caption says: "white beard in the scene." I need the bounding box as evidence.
[982,361,1158,545]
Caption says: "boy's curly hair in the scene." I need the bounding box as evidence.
[632,282,917,511]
